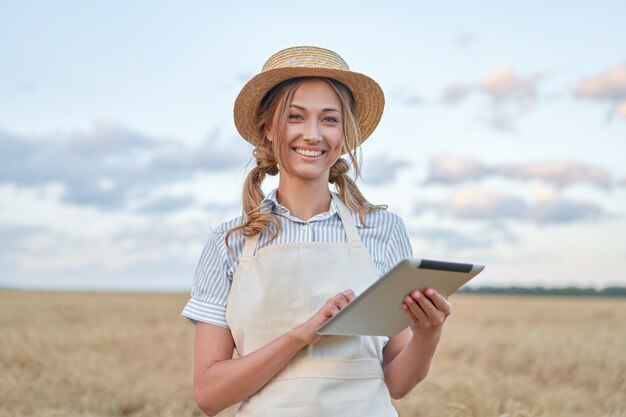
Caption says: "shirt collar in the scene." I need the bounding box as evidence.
[261,188,363,227]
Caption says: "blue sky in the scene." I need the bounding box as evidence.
[1,1,625,290]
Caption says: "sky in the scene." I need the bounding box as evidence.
[1,1,625,291]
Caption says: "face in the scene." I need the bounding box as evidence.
[266,78,344,184]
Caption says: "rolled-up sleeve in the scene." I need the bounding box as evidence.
[181,230,232,328]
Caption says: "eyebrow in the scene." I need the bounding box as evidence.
[290,104,341,113]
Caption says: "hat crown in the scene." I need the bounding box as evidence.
[262,46,350,72]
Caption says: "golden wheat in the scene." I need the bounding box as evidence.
[0,290,624,417]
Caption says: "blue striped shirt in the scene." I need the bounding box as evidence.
[181,189,413,328]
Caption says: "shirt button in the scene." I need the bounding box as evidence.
[302,224,310,231]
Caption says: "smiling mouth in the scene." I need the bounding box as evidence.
[294,148,324,157]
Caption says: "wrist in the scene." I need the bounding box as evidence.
[410,327,443,345]
[287,326,311,350]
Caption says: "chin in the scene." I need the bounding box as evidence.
[282,167,330,183]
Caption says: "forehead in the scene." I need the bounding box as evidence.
[290,79,342,109]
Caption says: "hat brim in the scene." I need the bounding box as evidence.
[233,67,384,151]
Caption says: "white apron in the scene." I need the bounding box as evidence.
[225,193,398,417]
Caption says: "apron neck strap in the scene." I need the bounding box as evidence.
[240,230,260,263]
[331,193,362,247]
[239,192,364,261]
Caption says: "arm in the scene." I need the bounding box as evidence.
[193,290,355,416]
[381,288,451,399]
[193,323,305,416]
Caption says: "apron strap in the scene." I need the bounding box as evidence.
[240,231,261,264]
[240,193,363,260]
[331,193,363,248]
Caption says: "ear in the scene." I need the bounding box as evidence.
[264,124,274,142]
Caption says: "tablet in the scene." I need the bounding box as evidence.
[316,258,484,337]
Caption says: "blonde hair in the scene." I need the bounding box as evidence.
[225,77,385,247]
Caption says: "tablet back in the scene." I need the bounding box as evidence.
[316,258,484,337]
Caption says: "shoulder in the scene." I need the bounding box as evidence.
[200,215,246,258]
[359,206,405,230]
[354,206,413,274]
[212,215,245,234]
[354,206,408,245]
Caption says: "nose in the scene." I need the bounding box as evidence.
[303,120,322,142]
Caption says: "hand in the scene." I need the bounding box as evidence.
[402,288,451,340]
[289,289,355,347]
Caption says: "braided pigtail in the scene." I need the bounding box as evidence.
[329,157,386,226]
[225,139,280,248]
[326,78,386,225]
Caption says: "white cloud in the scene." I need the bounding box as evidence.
[448,190,527,220]
[497,160,612,189]
[425,155,487,184]
[66,120,157,156]
[414,189,604,224]
[4,216,209,275]
[529,195,603,223]
[423,155,613,190]
[575,63,626,101]
[575,63,626,120]
[533,185,558,201]
[0,123,250,211]
[440,66,544,130]
[478,66,542,103]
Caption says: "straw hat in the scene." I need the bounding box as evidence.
[233,46,385,149]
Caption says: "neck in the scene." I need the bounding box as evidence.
[276,177,332,221]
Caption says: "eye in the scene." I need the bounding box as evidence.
[322,116,340,123]
[288,114,303,120]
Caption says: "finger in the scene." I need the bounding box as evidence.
[341,289,356,303]
[412,290,440,318]
[333,299,346,310]
[424,288,452,315]
[404,294,427,323]
[402,304,418,324]
[402,302,423,324]
[326,302,340,317]
[332,293,350,309]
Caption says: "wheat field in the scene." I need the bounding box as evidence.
[0,289,624,417]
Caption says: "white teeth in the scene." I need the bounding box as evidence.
[295,148,323,157]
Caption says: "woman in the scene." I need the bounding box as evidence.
[182,46,451,417]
